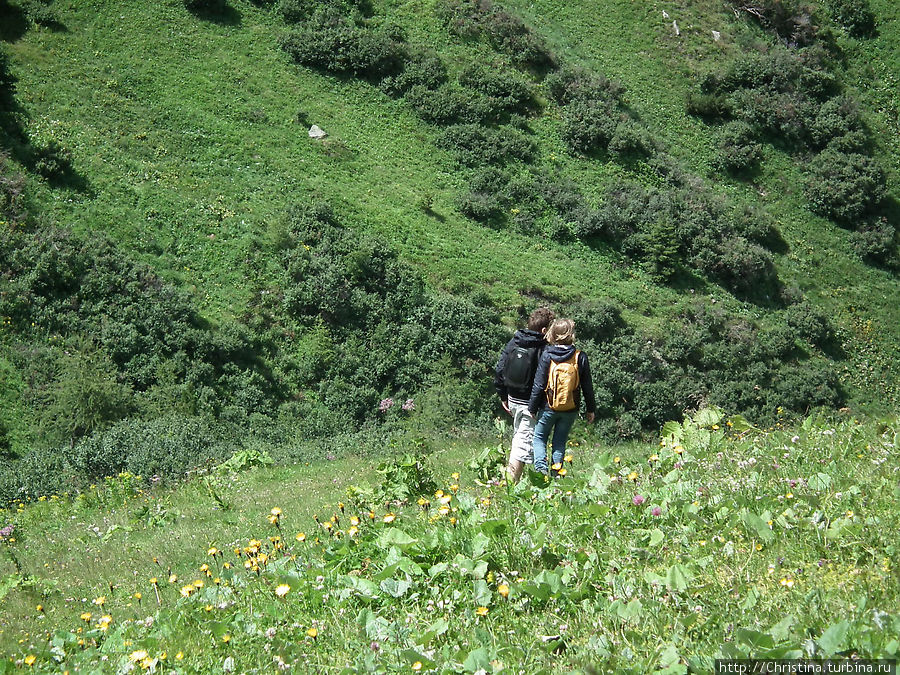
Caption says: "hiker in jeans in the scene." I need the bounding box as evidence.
[528,318,596,475]
[494,307,555,483]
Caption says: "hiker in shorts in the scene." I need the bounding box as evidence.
[494,307,555,483]
[528,318,596,476]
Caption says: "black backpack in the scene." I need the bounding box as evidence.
[503,345,539,392]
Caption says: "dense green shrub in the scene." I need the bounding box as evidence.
[458,63,537,114]
[850,219,896,264]
[276,203,503,424]
[565,299,625,342]
[545,68,623,106]
[0,153,26,223]
[805,150,886,223]
[562,98,619,154]
[731,0,819,46]
[0,227,279,425]
[404,85,496,125]
[457,167,511,222]
[608,119,655,157]
[785,301,835,348]
[280,10,406,81]
[715,120,762,174]
[69,415,229,480]
[809,95,864,150]
[32,141,73,180]
[825,0,875,36]
[436,124,535,166]
[380,50,447,96]
[438,0,556,71]
[685,92,730,119]
[278,0,370,23]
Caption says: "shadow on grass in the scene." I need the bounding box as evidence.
[186,1,242,27]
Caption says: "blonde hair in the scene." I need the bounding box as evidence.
[546,318,575,345]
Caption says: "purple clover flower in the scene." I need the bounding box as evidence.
[401,399,415,411]
[378,398,394,413]
[651,507,662,517]
[0,525,13,538]
[632,494,646,506]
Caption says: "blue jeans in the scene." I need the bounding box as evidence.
[532,409,577,474]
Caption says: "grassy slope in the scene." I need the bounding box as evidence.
[1,1,898,403]
[0,440,479,654]
[0,417,897,669]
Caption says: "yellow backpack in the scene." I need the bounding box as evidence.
[545,351,580,411]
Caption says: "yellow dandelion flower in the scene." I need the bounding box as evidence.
[93,596,106,607]
[449,517,457,525]
[134,592,142,601]
[451,472,460,480]
[296,532,306,542]
[348,525,359,537]
[200,564,209,573]
[557,468,567,476]
[674,446,684,454]
[438,506,450,516]
[417,497,428,507]
[222,634,231,643]
[628,471,638,482]
[383,513,396,524]
[439,495,452,505]
[481,498,491,506]
[207,547,219,556]
[80,612,92,622]
[193,579,204,588]
[785,492,793,499]
[24,655,36,667]
[36,604,43,612]
[434,490,444,498]
[168,574,178,584]
[497,584,510,598]
[175,652,184,660]
[129,650,149,662]
[450,484,459,493]
[270,507,282,517]
[712,424,720,430]
[307,627,318,638]
[368,510,376,520]
[275,584,291,598]
[149,577,158,585]
[180,585,195,597]
[614,456,621,463]
[412,662,423,671]
[349,515,360,526]
[140,657,154,670]
[564,454,574,463]
[551,463,562,471]
[755,543,763,551]
[475,606,489,616]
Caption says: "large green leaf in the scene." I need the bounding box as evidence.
[817,620,849,656]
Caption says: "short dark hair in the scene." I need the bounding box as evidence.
[527,307,555,332]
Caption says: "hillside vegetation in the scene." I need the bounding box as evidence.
[0,0,898,499]
[0,412,897,671]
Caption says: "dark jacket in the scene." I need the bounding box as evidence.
[494,329,548,403]
[528,345,596,416]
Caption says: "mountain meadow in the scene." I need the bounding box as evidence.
[0,0,898,671]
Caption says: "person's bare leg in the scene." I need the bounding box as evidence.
[506,459,524,484]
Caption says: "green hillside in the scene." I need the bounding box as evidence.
[1,0,899,499]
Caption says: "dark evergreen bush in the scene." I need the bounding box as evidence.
[826,0,875,36]
[785,301,835,348]
[805,150,886,223]
[715,120,762,174]
[850,219,896,264]
[280,10,406,81]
